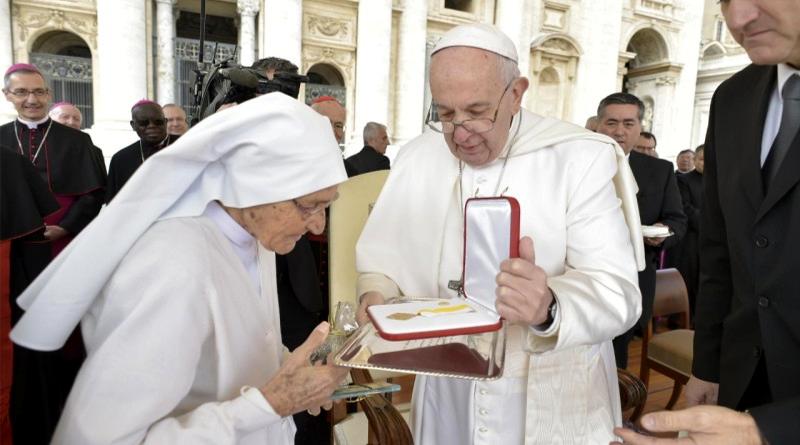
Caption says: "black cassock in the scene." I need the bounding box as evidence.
[106,134,179,203]
[0,119,105,445]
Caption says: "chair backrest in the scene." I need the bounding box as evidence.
[329,170,390,313]
[652,268,690,325]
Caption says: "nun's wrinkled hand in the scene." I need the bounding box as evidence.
[356,291,385,326]
[495,236,553,326]
[261,322,348,417]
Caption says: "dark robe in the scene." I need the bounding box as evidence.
[106,134,180,202]
[1,149,60,444]
[345,145,390,175]
[0,119,105,445]
[676,169,703,316]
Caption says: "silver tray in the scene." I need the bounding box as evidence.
[333,320,507,381]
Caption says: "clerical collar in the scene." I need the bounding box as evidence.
[17,116,50,129]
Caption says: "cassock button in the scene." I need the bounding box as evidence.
[752,347,762,358]
[479,388,488,395]
[479,408,488,415]
[758,296,770,308]
[755,236,769,248]
[479,427,489,433]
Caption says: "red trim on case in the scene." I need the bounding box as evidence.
[367,309,503,341]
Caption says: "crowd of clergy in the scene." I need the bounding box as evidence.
[1,1,798,443]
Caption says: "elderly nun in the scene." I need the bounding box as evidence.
[10,93,349,444]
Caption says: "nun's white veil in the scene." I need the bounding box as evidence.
[11,92,348,351]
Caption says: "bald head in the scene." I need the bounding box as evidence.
[50,103,82,130]
[311,99,346,144]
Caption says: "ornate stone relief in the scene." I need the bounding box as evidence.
[13,5,97,48]
[305,14,353,45]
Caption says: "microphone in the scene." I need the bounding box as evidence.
[219,67,259,89]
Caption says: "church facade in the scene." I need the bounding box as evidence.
[1,0,747,161]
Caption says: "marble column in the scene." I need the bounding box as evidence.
[495,0,532,81]
[92,0,147,151]
[0,0,16,122]
[155,0,176,104]
[394,0,428,144]
[354,0,392,146]
[261,0,302,66]
[237,0,260,66]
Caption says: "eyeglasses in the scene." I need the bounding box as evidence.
[6,88,49,98]
[293,199,328,219]
[134,118,167,127]
[425,79,516,134]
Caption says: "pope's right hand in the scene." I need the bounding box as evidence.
[356,291,385,326]
[684,375,719,406]
[260,322,348,417]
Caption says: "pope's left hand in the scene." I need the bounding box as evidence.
[495,236,553,326]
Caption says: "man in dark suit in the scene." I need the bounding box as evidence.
[676,145,704,317]
[596,92,686,369]
[346,122,390,175]
[615,1,800,444]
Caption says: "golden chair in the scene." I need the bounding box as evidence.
[632,268,694,421]
[328,170,413,445]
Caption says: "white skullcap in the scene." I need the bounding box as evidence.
[11,93,348,351]
[432,23,518,63]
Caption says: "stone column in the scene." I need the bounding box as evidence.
[354,0,392,146]
[495,0,532,80]
[261,0,302,66]
[0,0,16,122]
[92,0,147,151]
[237,0,260,66]
[394,0,427,144]
[155,0,176,104]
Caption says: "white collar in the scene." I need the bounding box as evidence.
[203,201,256,250]
[17,116,50,129]
[777,63,800,103]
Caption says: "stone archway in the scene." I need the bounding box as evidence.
[529,34,580,120]
[622,27,681,152]
[30,30,94,127]
[305,62,346,106]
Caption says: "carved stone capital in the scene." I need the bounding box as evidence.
[237,0,260,17]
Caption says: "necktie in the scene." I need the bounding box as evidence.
[762,73,800,191]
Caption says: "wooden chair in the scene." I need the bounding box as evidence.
[632,268,694,421]
[328,170,413,445]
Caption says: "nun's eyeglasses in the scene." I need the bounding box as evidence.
[425,78,515,134]
[293,199,327,219]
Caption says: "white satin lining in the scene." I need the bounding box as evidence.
[463,198,511,313]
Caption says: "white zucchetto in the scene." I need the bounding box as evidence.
[432,23,519,63]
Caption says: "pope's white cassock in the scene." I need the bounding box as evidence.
[357,109,644,444]
[9,94,348,444]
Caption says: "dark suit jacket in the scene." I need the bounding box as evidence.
[345,146,390,175]
[629,151,687,330]
[695,64,800,443]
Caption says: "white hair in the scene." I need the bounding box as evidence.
[363,122,386,143]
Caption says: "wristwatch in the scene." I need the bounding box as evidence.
[534,290,558,330]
